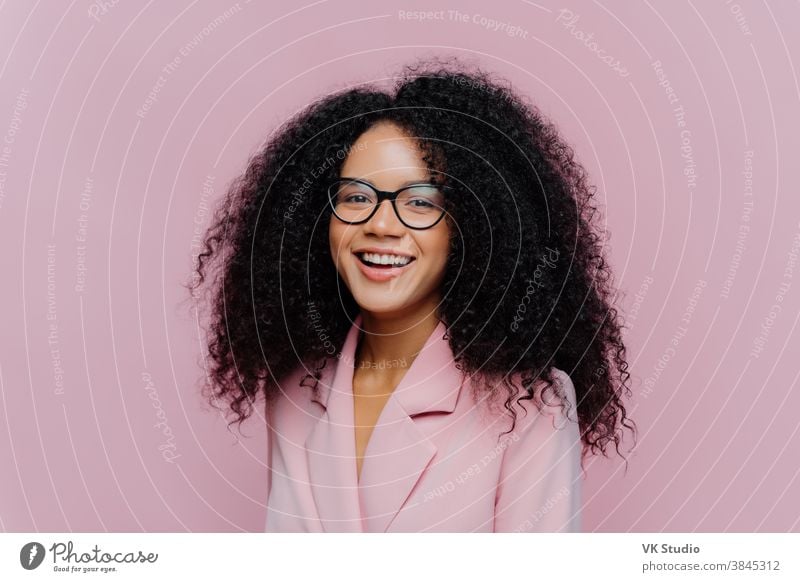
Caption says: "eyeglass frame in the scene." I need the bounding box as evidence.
[327,177,450,230]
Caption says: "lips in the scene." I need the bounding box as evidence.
[352,250,416,282]
[356,253,414,268]
[352,248,417,267]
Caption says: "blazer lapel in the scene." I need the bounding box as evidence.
[357,319,466,532]
[305,314,467,533]
[305,315,365,532]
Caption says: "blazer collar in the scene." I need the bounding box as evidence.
[310,312,464,416]
[304,313,467,532]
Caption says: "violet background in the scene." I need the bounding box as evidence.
[1,0,798,531]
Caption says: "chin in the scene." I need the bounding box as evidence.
[351,297,412,316]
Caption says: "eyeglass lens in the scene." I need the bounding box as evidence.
[331,180,445,228]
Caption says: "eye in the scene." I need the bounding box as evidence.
[407,197,435,208]
[398,185,445,211]
[342,193,371,204]
[334,182,375,205]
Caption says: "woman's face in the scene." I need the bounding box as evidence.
[328,121,451,319]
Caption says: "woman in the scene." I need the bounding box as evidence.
[189,59,635,532]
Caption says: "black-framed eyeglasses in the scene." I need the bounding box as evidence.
[328,177,449,230]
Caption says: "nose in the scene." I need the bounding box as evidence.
[362,199,405,235]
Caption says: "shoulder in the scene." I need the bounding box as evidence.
[266,359,333,414]
[477,367,579,436]
[491,369,583,532]
[493,368,583,491]
[532,367,578,426]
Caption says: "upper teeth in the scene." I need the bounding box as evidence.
[360,252,412,266]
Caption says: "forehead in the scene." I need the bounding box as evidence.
[340,122,430,184]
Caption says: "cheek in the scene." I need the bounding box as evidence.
[422,227,452,269]
[328,221,350,264]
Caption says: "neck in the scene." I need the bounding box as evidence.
[355,303,441,375]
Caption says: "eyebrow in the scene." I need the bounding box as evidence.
[340,176,435,187]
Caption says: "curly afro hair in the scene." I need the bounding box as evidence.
[188,58,636,464]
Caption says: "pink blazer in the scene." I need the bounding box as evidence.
[264,313,583,532]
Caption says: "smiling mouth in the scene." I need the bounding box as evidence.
[354,252,416,268]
